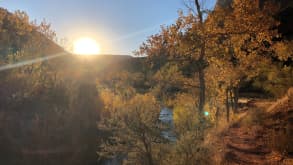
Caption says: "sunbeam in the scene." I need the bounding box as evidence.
[0,52,69,72]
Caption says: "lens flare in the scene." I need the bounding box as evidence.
[204,111,209,116]
[0,52,68,72]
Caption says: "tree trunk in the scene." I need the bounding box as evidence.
[215,107,220,127]
[229,89,234,113]
[226,88,230,122]
[233,87,239,112]
[194,0,206,116]
[142,134,154,165]
[146,150,154,165]
[198,68,205,114]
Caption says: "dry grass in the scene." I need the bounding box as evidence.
[267,87,293,113]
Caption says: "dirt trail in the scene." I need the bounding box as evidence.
[224,123,281,164]
[219,97,293,165]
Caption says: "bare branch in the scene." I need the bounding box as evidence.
[182,0,196,14]
[194,0,203,23]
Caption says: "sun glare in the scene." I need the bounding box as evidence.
[73,37,101,55]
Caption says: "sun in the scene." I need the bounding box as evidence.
[73,37,101,55]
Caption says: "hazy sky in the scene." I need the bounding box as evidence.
[1,0,216,55]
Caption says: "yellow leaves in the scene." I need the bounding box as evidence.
[154,63,181,82]
[5,10,33,36]
[165,130,211,165]
[128,94,158,111]
[171,93,199,134]
[99,87,160,128]
[208,0,280,84]
[210,0,279,40]
[173,105,199,133]
[203,104,219,123]
[273,41,293,61]
[127,94,159,123]
[268,70,278,81]
[99,89,124,114]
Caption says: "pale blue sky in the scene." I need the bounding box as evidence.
[1,0,216,55]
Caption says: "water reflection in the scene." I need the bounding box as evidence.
[159,108,176,142]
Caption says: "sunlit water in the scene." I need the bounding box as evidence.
[159,108,176,142]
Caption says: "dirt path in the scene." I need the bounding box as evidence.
[218,98,293,165]
[223,123,281,164]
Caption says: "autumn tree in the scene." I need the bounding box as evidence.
[204,0,286,120]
